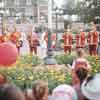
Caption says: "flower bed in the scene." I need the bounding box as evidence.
[0,55,72,91]
[0,54,99,91]
[55,53,100,74]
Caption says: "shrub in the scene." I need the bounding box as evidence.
[0,55,72,92]
[55,54,75,65]
[85,56,100,74]
[0,66,72,91]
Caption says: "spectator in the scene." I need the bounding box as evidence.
[0,84,25,100]
[68,49,91,85]
[0,74,7,85]
[74,68,89,100]
[32,80,48,100]
[51,84,78,100]
[81,74,100,100]
[24,89,33,100]
[76,68,88,85]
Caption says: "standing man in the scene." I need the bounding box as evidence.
[10,27,21,53]
[76,28,86,49]
[87,26,99,56]
[51,33,56,49]
[75,33,80,49]
[62,29,73,54]
[80,29,86,48]
[31,30,39,55]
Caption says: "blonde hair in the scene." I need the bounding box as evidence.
[32,80,48,100]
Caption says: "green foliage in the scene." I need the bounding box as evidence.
[0,65,72,92]
[75,0,100,23]
[55,54,75,65]
[15,55,42,67]
[85,56,100,74]
[55,54,100,74]
[0,55,72,91]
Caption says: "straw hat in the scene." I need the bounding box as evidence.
[81,74,100,100]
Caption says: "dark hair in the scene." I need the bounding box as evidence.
[76,68,88,85]
[84,98,90,100]
[0,84,25,100]
[32,80,48,100]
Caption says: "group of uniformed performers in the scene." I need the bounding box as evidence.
[62,26,99,56]
[0,24,99,56]
[0,25,39,55]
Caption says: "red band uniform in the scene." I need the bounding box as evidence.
[75,34,80,48]
[51,33,56,48]
[30,33,39,55]
[88,31,99,55]
[63,32,72,53]
[80,32,85,48]
[10,32,21,53]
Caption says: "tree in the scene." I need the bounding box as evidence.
[75,0,100,23]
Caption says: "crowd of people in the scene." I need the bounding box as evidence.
[0,23,99,99]
[0,49,100,100]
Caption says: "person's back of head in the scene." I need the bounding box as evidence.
[0,74,7,85]
[32,80,48,100]
[24,89,33,100]
[76,49,84,58]
[0,84,25,100]
[76,68,88,85]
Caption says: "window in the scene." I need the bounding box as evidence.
[26,0,31,5]
[15,0,20,6]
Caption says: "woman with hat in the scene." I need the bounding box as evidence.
[51,84,78,100]
[81,74,100,100]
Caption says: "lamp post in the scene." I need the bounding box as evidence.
[0,1,5,34]
[44,0,57,65]
[54,7,63,50]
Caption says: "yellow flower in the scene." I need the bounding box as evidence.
[21,78,25,81]
[18,77,22,80]
[29,76,33,80]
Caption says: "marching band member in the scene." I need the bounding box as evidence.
[80,29,86,48]
[75,33,80,49]
[62,29,73,54]
[76,28,86,49]
[87,26,99,56]
[31,31,39,55]
[51,33,56,49]
[10,26,21,53]
[10,27,21,44]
